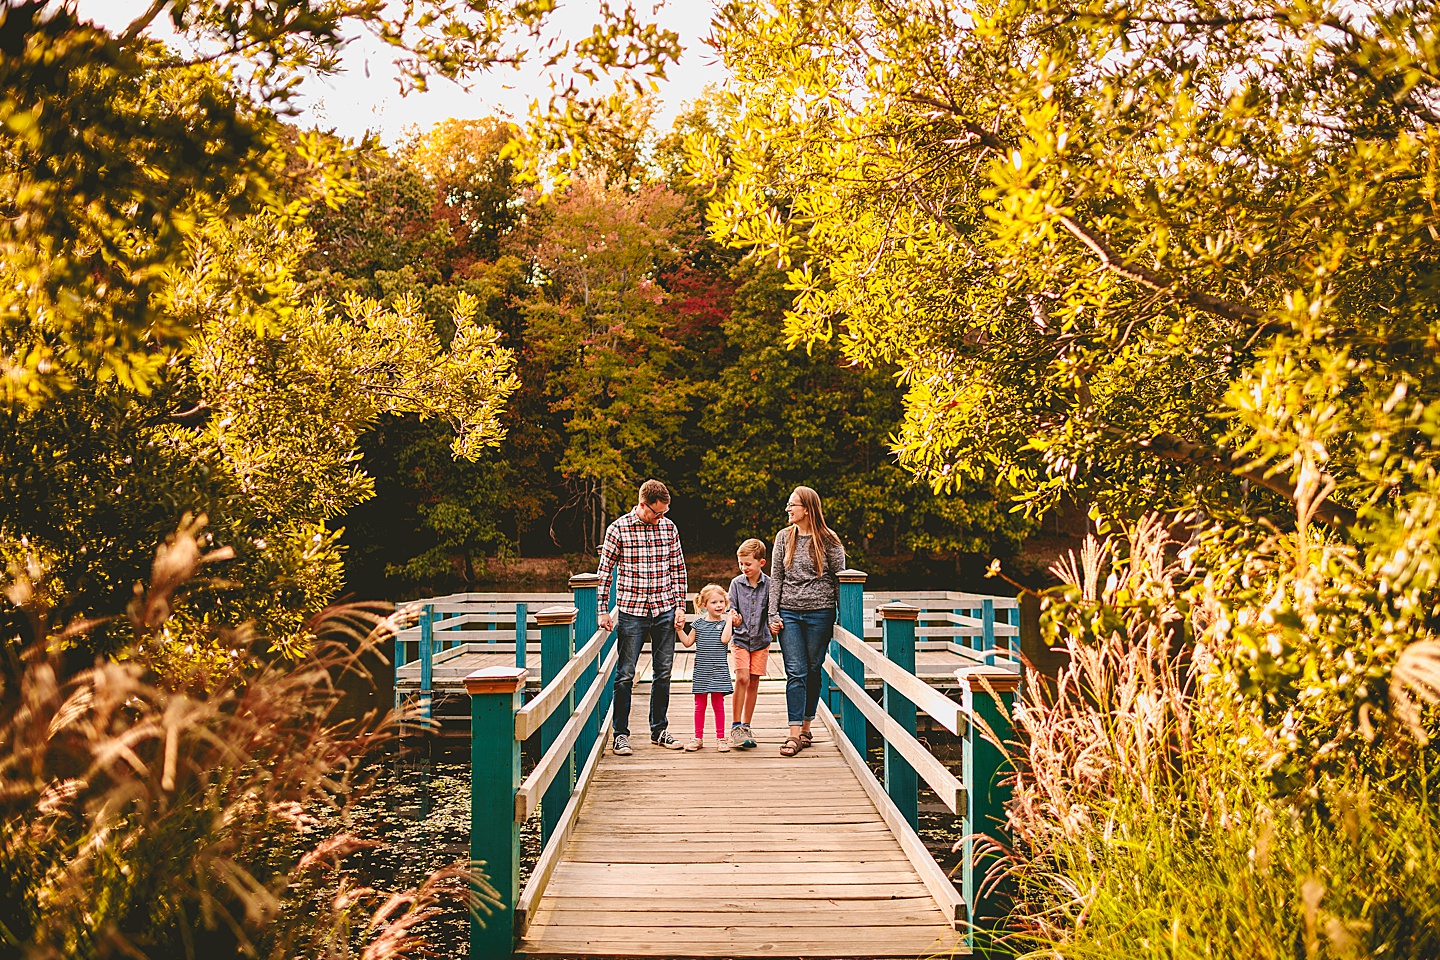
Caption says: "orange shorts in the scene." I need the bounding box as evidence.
[731,646,768,679]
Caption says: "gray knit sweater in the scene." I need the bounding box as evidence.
[768,526,847,619]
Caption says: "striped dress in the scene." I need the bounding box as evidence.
[690,618,734,695]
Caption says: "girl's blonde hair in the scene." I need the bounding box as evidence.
[696,584,727,609]
[783,486,842,575]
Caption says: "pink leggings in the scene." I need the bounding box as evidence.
[694,693,726,740]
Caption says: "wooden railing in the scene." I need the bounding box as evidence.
[451,571,1019,958]
[822,570,1019,945]
[461,573,618,960]
[391,594,563,715]
[392,588,1020,717]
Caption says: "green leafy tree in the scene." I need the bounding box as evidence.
[3,0,675,406]
[520,176,695,548]
[700,0,1440,950]
[699,0,1440,774]
[3,213,518,657]
[406,117,524,261]
[1,0,677,646]
[300,124,554,592]
[699,263,1031,562]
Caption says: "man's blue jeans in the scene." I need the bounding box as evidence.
[779,608,836,725]
[612,610,677,739]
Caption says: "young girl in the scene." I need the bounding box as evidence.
[677,584,735,752]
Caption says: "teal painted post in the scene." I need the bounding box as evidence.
[982,598,997,666]
[881,603,919,831]
[514,603,528,670]
[960,669,1019,946]
[570,573,600,765]
[466,666,525,960]
[836,570,867,756]
[598,578,617,727]
[392,612,408,714]
[538,605,577,846]
[419,602,434,720]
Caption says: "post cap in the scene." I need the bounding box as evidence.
[837,568,868,584]
[879,602,920,621]
[568,572,601,589]
[464,666,528,695]
[955,666,1021,694]
[536,604,578,626]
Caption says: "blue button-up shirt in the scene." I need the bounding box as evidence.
[728,572,771,652]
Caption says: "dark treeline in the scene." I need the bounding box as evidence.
[303,111,1032,600]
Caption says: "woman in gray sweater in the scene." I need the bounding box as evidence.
[768,485,846,756]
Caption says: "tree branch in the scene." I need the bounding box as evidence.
[1047,207,1268,326]
[900,93,1013,152]
[120,0,168,45]
[1130,430,1356,528]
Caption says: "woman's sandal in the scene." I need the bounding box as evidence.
[780,736,800,757]
[798,730,814,750]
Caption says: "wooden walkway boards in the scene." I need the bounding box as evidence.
[518,690,966,958]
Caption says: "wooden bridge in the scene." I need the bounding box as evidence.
[400,573,1021,958]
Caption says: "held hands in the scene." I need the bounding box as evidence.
[674,609,686,629]
[769,618,783,636]
[730,610,743,627]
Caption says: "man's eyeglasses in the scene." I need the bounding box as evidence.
[639,501,670,520]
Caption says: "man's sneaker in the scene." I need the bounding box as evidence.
[652,730,683,750]
[739,723,758,750]
[612,734,633,756]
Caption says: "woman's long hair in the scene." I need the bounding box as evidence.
[783,486,841,575]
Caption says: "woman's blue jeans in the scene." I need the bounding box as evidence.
[778,608,836,725]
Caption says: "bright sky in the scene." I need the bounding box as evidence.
[78,1,727,146]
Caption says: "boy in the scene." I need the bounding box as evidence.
[726,538,771,750]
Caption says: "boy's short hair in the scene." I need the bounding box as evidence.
[696,584,727,608]
[736,538,767,561]
[638,479,671,505]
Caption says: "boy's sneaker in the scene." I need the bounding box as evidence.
[740,724,758,750]
[612,734,633,756]
[652,730,683,750]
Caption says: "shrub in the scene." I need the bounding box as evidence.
[1003,518,1440,959]
[0,520,495,959]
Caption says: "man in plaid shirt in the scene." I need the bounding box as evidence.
[597,479,688,755]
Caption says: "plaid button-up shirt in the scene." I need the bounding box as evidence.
[596,509,688,622]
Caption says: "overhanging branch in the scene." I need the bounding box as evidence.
[1132,430,1356,528]
[1048,209,1267,326]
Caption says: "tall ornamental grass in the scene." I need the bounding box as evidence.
[0,518,496,959]
[1002,517,1440,959]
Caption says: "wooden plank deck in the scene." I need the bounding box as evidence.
[517,689,967,958]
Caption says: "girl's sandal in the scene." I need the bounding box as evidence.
[798,730,814,750]
[780,737,800,757]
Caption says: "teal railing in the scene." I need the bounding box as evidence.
[459,570,1018,956]
[462,574,618,959]
[824,570,1019,945]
